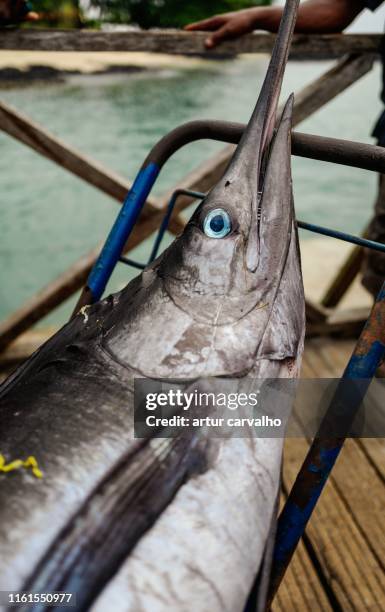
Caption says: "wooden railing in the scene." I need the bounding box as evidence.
[0,31,381,365]
[0,29,381,58]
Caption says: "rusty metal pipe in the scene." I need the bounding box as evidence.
[268,282,385,604]
[144,119,385,174]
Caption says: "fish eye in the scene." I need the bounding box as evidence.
[203,208,232,239]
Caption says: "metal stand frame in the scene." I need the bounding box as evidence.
[73,120,385,312]
[73,119,385,604]
[268,282,385,603]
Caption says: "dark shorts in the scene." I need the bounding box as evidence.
[361,0,385,295]
[362,172,385,295]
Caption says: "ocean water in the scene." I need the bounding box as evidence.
[0,56,382,326]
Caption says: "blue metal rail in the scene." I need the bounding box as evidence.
[267,282,385,602]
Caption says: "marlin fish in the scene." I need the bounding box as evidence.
[0,0,303,610]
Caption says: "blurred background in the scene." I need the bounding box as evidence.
[0,0,383,327]
[25,1,272,28]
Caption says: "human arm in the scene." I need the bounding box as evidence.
[185,0,367,49]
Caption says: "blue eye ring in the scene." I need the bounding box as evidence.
[203,208,232,239]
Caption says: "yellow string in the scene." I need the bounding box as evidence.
[0,454,43,479]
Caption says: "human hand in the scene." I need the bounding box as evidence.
[184,7,277,49]
[184,1,366,49]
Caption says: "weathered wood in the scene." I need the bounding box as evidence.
[285,338,385,610]
[0,100,186,232]
[273,542,332,611]
[306,306,369,338]
[301,336,352,378]
[0,30,381,59]
[330,439,385,566]
[273,495,332,611]
[0,99,133,203]
[0,153,228,352]
[358,438,385,482]
[322,245,365,309]
[306,299,329,324]
[311,336,352,376]
[292,54,375,126]
[283,436,385,610]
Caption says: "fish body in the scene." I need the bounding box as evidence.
[0,1,303,610]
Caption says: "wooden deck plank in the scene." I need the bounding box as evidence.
[282,338,385,610]
[357,438,385,482]
[301,337,355,378]
[302,339,385,482]
[316,339,354,376]
[283,436,385,611]
[329,440,385,569]
[273,541,332,611]
[273,496,332,612]
[0,30,381,59]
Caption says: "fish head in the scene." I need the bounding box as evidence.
[99,0,303,378]
[156,0,304,368]
[158,95,295,328]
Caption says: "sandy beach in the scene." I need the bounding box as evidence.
[0,50,209,77]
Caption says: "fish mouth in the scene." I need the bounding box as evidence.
[156,1,299,331]
[245,0,299,272]
[219,0,299,273]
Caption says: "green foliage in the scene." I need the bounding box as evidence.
[91,0,271,28]
[30,0,82,27]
